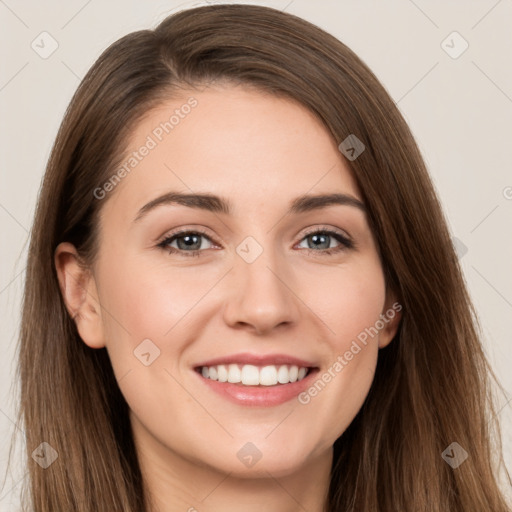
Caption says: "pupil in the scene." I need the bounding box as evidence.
[311,234,328,249]
[179,234,200,250]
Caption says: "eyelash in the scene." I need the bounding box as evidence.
[156,226,354,258]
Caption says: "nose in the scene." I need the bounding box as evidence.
[222,246,300,335]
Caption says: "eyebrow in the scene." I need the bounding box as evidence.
[133,191,366,223]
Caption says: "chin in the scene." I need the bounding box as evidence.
[194,435,324,479]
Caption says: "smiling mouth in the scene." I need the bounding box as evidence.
[195,363,315,386]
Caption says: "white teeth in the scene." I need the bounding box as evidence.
[277,365,289,384]
[227,363,241,383]
[200,363,310,386]
[259,365,277,386]
[217,364,228,382]
[241,365,260,385]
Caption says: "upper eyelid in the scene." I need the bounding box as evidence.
[157,227,216,246]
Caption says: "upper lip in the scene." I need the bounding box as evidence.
[194,352,317,369]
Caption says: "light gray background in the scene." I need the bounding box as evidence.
[1,0,511,509]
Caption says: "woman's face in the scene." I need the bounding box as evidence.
[59,85,400,479]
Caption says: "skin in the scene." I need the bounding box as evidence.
[55,84,401,512]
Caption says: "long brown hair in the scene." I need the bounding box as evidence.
[7,4,511,511]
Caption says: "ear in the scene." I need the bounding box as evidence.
[54,242,106,349]
[377,292,403,349]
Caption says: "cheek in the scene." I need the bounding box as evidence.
[94,253,229,388]
[97,254,210,342]
[302,259,387,351]
[293,260,386,442]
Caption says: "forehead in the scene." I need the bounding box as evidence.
[100,85,362,219]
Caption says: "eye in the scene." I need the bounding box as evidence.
[157,229,216,258]
[296,227,354,256]
[157,226,354,258]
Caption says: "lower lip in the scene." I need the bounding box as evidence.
[194,369,318,407]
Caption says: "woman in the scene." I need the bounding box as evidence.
[9,4,511,511]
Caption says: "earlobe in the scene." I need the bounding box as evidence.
[54,242,106,349]
[378,294,403,349]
